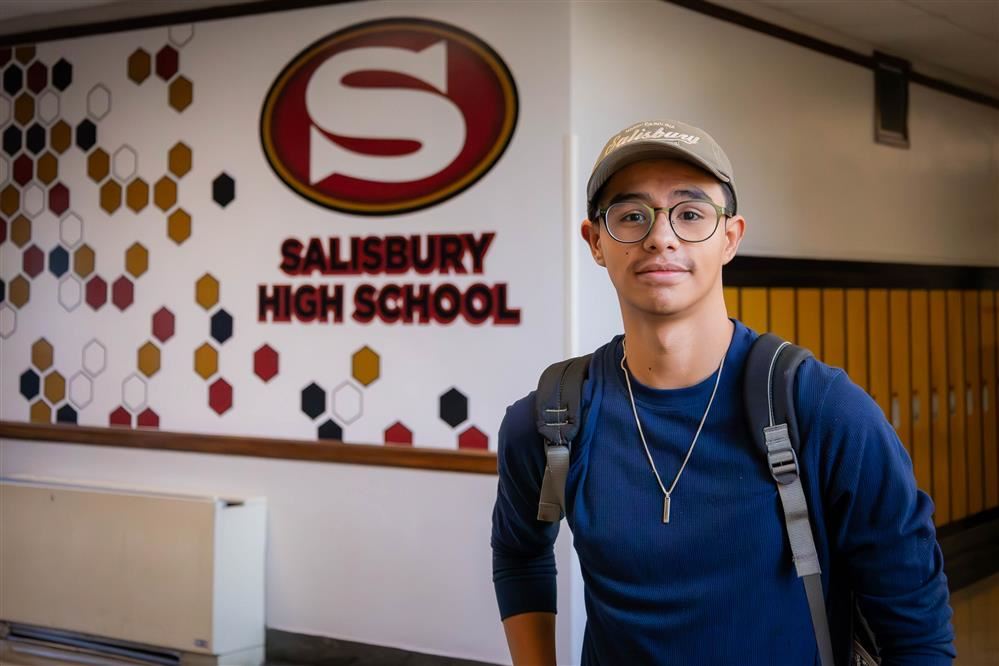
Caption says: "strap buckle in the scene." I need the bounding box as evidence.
[764,423,799,485]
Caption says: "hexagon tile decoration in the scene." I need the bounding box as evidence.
[137,407,159,428]
[19,369,40,399]
[128,49,151,84]
[122,373,148,412]
[0,304,18,339]
[209,377,233,415]
[111,275,134,310]
[194,342,218,380]
[253,344,278,382]
[212,172,235,207]
[300,382,326,420]
[69,371,93,408]
[384,421,413,446]
[195,273,219,310]
[32,338,53,371]
[109,405,132,427]
[167,208,191,244]
[56,404,78,424]
[210,309,233,343]
[125,242,148,277]
[351,346,380,386]
[151,306,175,342]
[82,338,107,376]
[458,425,488,450]
[317,418,343,442]
[168,76,193,112]
[137,341,160,377]
[332,382,363,425]
[439,387,468,428]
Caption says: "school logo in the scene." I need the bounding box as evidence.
[261,18,518,215]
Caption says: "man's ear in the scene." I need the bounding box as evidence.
[720,215,745,266]
[581,219,606,267]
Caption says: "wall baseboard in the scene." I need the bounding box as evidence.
[265,629,498,666]
[939,507,999,591]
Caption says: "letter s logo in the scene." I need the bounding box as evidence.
[262,18,518,216]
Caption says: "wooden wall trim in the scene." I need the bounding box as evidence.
[0,421,497,475]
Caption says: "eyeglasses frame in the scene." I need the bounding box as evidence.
[595,199,731,244]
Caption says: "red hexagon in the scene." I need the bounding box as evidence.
[155,45,179,80]
[458,425,488,450]
[152,306,175,342]
[111,275,134,310]
[49,182,70,215]
[85,275,107,310]
[22,244,44,277]
[109,405,132,427]
[137,407,159,428]
[26,61,48,93]
[253,344,278,382]
[209,377,232,415]
[384,421,413,446]
[13,154,33,185]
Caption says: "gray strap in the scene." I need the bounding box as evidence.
[805,574,836,666]
[537,444,569,521]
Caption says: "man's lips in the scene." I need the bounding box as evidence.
[634,263,690,274]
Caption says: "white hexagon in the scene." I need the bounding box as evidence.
[122,373,147,412]
[331,381,363,425]
[37,91,60,126]
[23,183,45,218]
[0,304,16,339]
[0,96,10,126]
[59,212,83,249]
[58,275,82,311]
[82,339,107,377]
[168,24,195,47]
[112,145,137,181]
[69,371,93,409]
[86,84,111,121]
[0,155,8,185]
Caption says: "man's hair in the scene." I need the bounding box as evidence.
[588,181,736,223]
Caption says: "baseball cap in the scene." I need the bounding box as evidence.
[586,120,737,216]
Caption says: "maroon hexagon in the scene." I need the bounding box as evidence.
[137,407,159,428]
[155,46,179,80]
[109,405,132,427]
[13,154,33,185]
[48,182,69,215]
[458,425,488,450]
[26,61,47,93]
[253,344,278,382]
[209,377,232,415]
[111,275,134,310]
[85,275,107,310]
[22,244,44,277]
[152,306,175,342]
[384,422,413,446]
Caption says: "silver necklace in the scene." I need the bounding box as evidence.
[620,339,727,524]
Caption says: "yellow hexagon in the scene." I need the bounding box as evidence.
[351,346,380,386]
[32,338,54,371]
[1,185,19,217]
[30,400,51,424]
[128,49,151,84]
[14,93,34,126]
[10,276,30,308]
[167,208,191,244]
[87,148,110,182]
[74,244,95,278]
[37,152,58,185]
[138,341,161,377]
[194,342,218,380]
[195,273,219,310]
[125,178,149,212]
[153,176,177,211]
[51,121,72,153]
[44,371,66,403]
[100,180,122,214]
[168,142,192,178]
[11,215,31,247]
[124,242,148,278]
[168,76,193,112]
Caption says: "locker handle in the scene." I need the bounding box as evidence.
[891,394,901,430]
[966,384,973,415]
[912,393,921,422]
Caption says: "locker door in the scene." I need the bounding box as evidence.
[964,291,983,514]
[770,288,796,342]
[947,290,967,521]
[724,287,740,321]
[742,288,768,334]
[890,290,912,456]
[910,291,932,495]
[929,291,950,525]
[797,288,821,357]
[868,289,891,419]
[822,289,845,369]
[981,290,997,509]
[846,289,869,392]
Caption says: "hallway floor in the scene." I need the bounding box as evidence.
[952,572,999,665]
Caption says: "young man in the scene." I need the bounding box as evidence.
[491,120,955,664]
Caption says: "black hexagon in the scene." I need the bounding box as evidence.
[26,123,45,155]
[76,119,96,152]
[19,369,40,399]
[52,58,72,91]
[301,382,326,419]
[49,246,69,277]
[56,404,78,424]
[210,309,233,344]
[212,172,235,207]
[3,64,23,95]
[317,418,343,441]
[439,387,468,428]
[3,125,22,156]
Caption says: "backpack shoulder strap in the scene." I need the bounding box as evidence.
[535,354,592,522]
[744,333,835,666]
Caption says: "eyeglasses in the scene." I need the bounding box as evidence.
[596,199,729,244]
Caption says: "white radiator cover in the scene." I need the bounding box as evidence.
[0,478,266,657]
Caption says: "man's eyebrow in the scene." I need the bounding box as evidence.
[605,191,654,206]
[671,187,711,202]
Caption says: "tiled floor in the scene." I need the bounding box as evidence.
[952,572,999,665]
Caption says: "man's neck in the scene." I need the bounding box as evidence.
[620,299,734,390]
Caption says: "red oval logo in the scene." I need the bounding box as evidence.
[261,18,518,216]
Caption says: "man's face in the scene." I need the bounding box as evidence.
[582,158,744,320]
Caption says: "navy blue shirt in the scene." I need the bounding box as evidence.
[492,320,954,664]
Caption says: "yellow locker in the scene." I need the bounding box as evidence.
[822,289,845,369]
[890,290,912,456]
[770,288,796,342]
[929,291,951,525]
[868,290,891,419]
[797,289,822,358]
[981,290,997,509]
[910,291,932,495]
[947,290,967,521]
[742,288,768,333]
[846,289,868,392]
[723,287,740,321]
[964,291,983,514]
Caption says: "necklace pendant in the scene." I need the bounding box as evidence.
[663,495,671,524]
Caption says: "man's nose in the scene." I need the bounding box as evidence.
[643,210,679,251]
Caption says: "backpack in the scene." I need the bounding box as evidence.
[533,333,879,666]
